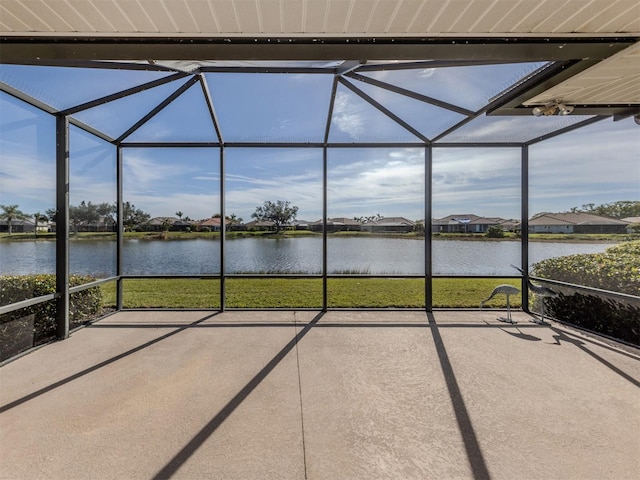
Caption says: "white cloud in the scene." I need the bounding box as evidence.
[430,148,522,218]
[420,68,435,78]
[0,153,56,212]
[226,172,323,221]
[193,175,219,181]
[123,154,193,190]
[528,118,640,213]
[331,91,365,138]
[327,149,425,219]
[124,191,220,220]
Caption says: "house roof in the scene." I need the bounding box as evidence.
[496,219,520,227]
[529,212,629,226]
[468,217,500,225]
[0,219,34,226]
[310,218,362,226]
[433,214,513,226]
[330,217,361,225]
[435,214,481,223]
[365,217,414,226]
[198,217,229,227]
[245,220,274,227]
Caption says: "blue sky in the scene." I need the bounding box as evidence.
[1,62,639,222]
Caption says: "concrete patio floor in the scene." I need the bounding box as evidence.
[1,310,639,480]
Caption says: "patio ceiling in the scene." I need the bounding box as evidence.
[1,1,639,122]
[1,0,638,37]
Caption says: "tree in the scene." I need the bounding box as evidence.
[251,200,298,233]
[69,201,99,234]
[485,225,505,238]
[227,213,243,231]
[97,202,116,225]
[32,211,46,237]
[570,201,640,219]
[161,218,173,232]
[354,213,382,224]
[0,204,27,235]
[122,202,151,232]
[45,208,57,222]
[175,211,183,219]
[95,202,116,232]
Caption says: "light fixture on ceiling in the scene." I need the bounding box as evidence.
[557,103,574,115]
[532,100,573,117]
[532,102,556,117]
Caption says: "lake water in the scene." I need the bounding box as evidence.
[0,237,615,277]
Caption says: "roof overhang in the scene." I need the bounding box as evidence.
[0,35,635,62]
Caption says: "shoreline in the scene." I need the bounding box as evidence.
[0,231,635,244]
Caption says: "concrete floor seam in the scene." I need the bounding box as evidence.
[294,311,310,480]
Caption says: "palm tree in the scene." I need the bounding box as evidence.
[32,211,45,237]
[0,204,27,235]
[175,211,183,219]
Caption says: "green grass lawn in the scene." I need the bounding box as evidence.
[101,277,522,309]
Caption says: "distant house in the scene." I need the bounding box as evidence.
[173,219,194,231]
[432,214,510,233]
[244,220,275,231]
[528,212,629,234]
[87,215,115,232]
[293,220,313,230]
[361,217,414,233]
[146,217,193,232]
[198,217,229,232]
[309,217,362,232]
[433,214,479,233]
[622,217,640,233]
[34,218,50,233]
[147,217,174,231]
[497,218,520,233]
[0,219,35,233]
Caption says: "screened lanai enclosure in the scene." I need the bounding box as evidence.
[1,37,640,360]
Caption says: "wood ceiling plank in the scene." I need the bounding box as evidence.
[345,0,376,33]
[163,0,200,32]
[282,0,304,33]
[137,0,177,32]
[188,0,221,33]
[27,0,77,32]
[386,0,422,33]
[210,0,241,32]
[448,0,494,33]
[325,0,351,33]
[260,0,282,33]
[111,0,155,32]
[0,0,50,31]
[304,0,328,32]
[233,0,261,33]
[69,0,115,32]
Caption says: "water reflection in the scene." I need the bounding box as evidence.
[0,237,613,276]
